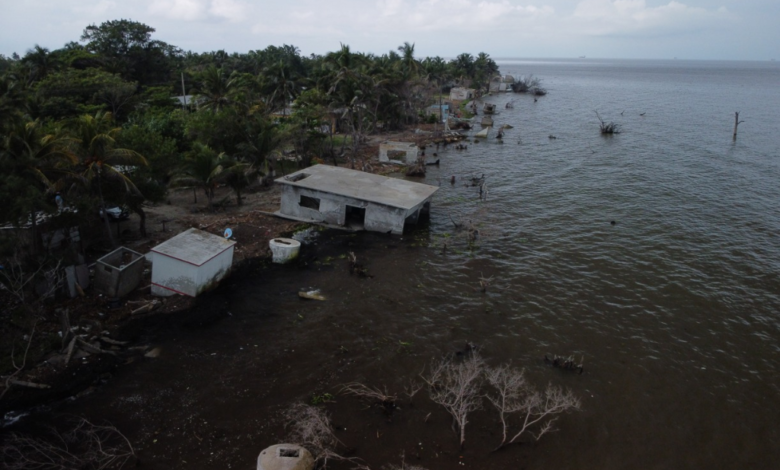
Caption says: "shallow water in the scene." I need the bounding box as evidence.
[15,59,780,469]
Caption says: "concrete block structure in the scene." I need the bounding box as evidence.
[450,87,475,100]
[257,444,313,470]
[489,77,509,92]
[150,228,236,297]
[378,141,419,164]
[274,165,438,235]
[94,247,144,298]
[425,103,450,122]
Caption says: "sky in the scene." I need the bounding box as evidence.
[0,0,778,61]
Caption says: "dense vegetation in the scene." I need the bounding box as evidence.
[0,19,498,254]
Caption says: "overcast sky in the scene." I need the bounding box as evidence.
[1,0,777,61]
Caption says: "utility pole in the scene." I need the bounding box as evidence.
[181,72,188,110]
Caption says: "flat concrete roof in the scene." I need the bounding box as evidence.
[151,228,236,266]
[276,165,438,210]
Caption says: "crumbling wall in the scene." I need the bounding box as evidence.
[378,141,418,165]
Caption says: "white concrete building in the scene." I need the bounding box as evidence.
[150,228,236,297]
[378,141,419,164]
[449,87,475,101]
[274,165,438,235]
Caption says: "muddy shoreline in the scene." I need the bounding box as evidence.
[2,226,551,470]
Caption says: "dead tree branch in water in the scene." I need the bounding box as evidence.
[348,252,372,278]
[595,111,621,134]
[733,111,745,141]
[0,417,135,470]
[478,273,493,293]
[423,353,485,449]
[485,365,581,450]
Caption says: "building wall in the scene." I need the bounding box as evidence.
[94,247,144,298]
[449,87,474,100]
[365,203,407,235]
[151,253,199,297]
[280,186,415,235]
[195,247,235,295]
[378,142,418,164]
[280,185,341,223]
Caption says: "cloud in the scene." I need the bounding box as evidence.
[208,0,247,22]
[147,0,247,22]
[570,0,732,37]
[370,0,556,32]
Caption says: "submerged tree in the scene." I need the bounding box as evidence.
[596,111,621,134]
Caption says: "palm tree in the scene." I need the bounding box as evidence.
[194,66,236,112]
[262,59,301,114]
[1,118,78,251]
[22,45,54,83]
[70,111,147,247]
[171,143,223,210]
[397,42,420,78]
[219,156,251,205]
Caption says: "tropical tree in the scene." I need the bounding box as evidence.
[70,111,147,247]
[193,66,236,112]
[219,156,252,205]
[397,42,420,78]
[171,143,222,209]
[0,119,78,251]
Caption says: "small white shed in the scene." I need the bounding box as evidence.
[150,228,236,297]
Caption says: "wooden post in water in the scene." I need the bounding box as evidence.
[733,111,744,141]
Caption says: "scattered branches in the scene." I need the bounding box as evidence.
[595,111,621,134]
[382,451,429,470]
[544,354,584,374]
[486,365,580,450]
[0,417,135,470]
[0,323,44,401]
[478,272,493,293]
[341,382,397,408]
[284,403,343,467]
[348,252,372,278]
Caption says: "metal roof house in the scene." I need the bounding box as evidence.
[150,228,236,297]
[274,165,438,235]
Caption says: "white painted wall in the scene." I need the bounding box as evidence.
[151,247,234,297]
[365,203,406,235]
[195,248,235,294]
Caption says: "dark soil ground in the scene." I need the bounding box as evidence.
[0,124,490,469]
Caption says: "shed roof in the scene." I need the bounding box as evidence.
[151,228,236,266]
[276,165,438,210]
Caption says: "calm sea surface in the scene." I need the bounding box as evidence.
[33,59,780,469]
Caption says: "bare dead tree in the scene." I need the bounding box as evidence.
[0,248,63,307]
[423,353,485,449]
[485,365,580,449]
[0,323,50,401]
[733,111,745,141]
[0,417,135,470]
[403,378,424,400]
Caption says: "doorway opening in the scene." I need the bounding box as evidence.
[345,205,366,229]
